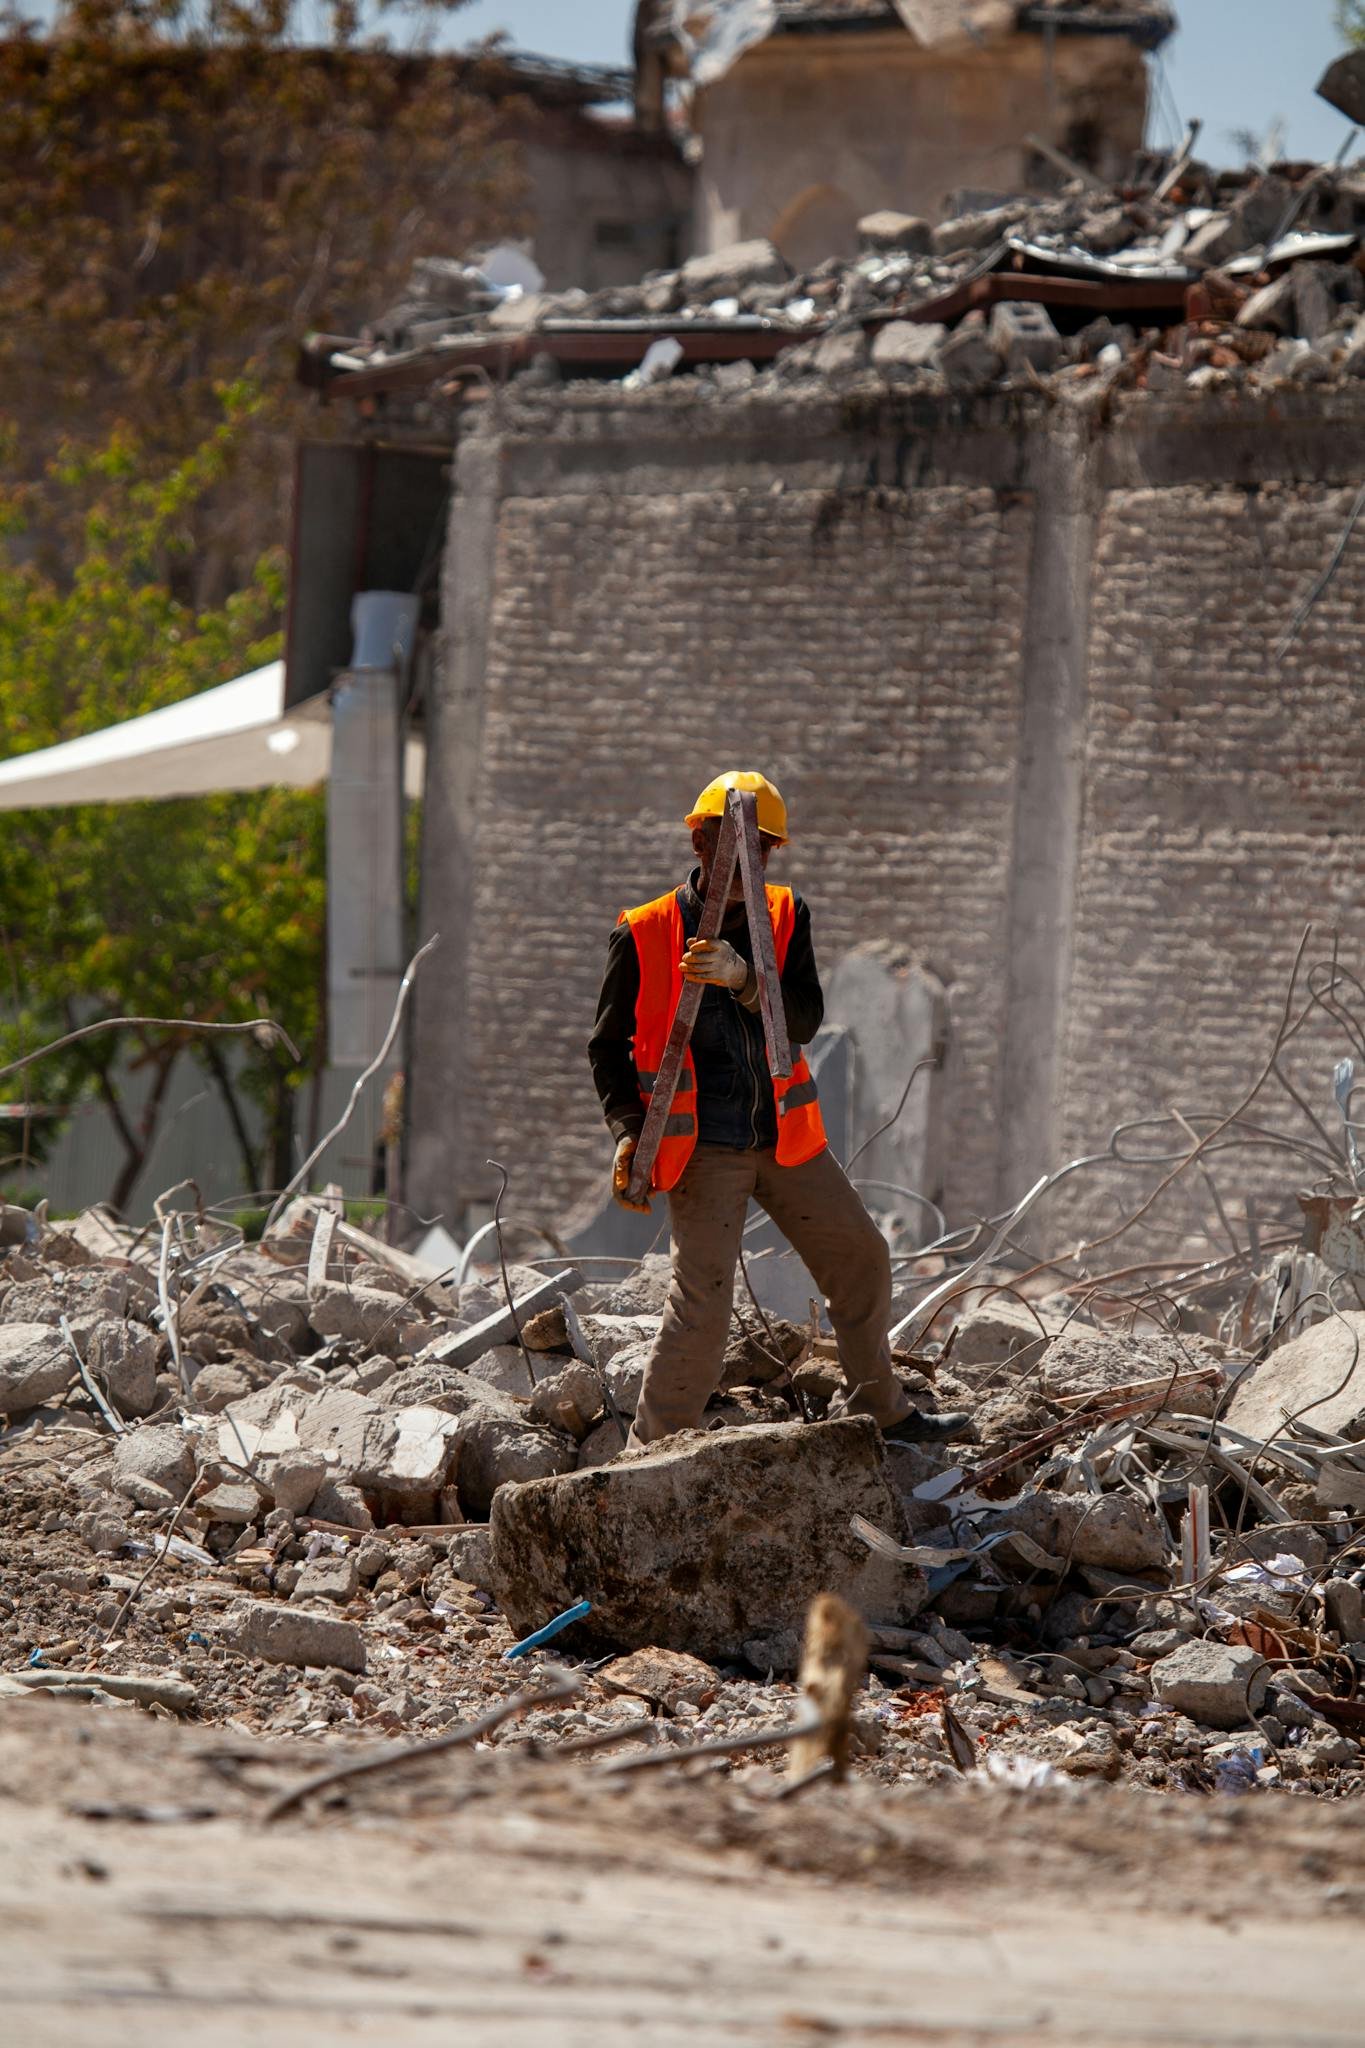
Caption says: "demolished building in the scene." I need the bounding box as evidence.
[292,134,1365,1252]
[636,0,1175,263]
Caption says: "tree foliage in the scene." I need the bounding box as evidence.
[0,0,526,590]
[0,398,325,1211]
[1338,2,1365,48]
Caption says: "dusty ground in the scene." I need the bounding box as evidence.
[2,1691,1365,2047]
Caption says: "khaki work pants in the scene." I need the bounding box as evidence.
[630,1142,913,1445]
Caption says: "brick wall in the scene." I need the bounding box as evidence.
[410,387,1365,1262]
[1052,480,1365,1253]
[440,473,1030,1226]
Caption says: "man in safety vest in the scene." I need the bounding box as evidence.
[589,769,967,1448]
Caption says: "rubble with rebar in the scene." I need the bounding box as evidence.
[316,144,1365,412]
[3,926,1365,1809]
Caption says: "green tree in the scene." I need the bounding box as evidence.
[0,0,526,593]
[1338,2,1365,46]
[0,398,325,1211]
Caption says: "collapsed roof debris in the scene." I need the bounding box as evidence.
[4,926,1365,1801]
[301,139,1365,411]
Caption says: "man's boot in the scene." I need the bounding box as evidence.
[882,1407,971,1446]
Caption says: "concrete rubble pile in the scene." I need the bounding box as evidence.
[3,1152,1365,1803]
[326,144,1365,409]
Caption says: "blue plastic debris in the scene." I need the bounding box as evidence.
[502,1600,591,1661]
[187,1632,211,1649]
[27,1647,46,1668]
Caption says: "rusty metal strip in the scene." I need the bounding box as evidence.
[626,800,741,1205]
[734,788,792,1082]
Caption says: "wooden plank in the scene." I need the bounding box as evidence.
[626,800,741,1204]
[733,788,792,1081]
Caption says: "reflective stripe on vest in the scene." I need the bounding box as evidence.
[618,883,827,1191]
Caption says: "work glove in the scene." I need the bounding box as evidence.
[612,1133,652,1213]
[680,936,749,991]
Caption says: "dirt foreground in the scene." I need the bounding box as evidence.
[2,1692,1363,2047]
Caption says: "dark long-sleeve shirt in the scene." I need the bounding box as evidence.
[588,867,824,1149]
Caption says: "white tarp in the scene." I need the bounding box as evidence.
[0,662,424,810]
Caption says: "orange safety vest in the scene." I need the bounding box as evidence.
[619,883,827,1192]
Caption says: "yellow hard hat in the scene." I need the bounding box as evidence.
[685,769,788,843]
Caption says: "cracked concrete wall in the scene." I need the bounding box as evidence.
[408,386,1365,1252]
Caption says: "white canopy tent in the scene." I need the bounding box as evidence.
[0,660,424,808]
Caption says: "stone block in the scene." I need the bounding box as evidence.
[988,298,1063,372]
[858,210,932,256]
[1150,1641,1267,1728]
[0,1323,71,1413]
[488,1416,926,1664]
[241,1600,366,1672]
[445,1524,495,1592]
[871,320,945,370]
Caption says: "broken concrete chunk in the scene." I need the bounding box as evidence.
[1150,1641,1267,1728]
[489,1416,926,1665]
[1227,1311,1365,1443]
[240,1600,366,1672]
[112,1424,197,1503]
[590,1255,673,1319]
[420,1269,584,1372]
[680,238,788,299]
[457,1412,576,1521]
[198,1480,266,1526]
[218,1382,462,1501]
[463,1344,539,1399]
[1039,1328,1219,1412]
[528,1361,603,1441]
[311,1479,373,1530]
[0,1323,71,1413]
[599,1646,718,1714]
[858,210,932,255]
[85,1317,160,1419]
[188,1359,255,1412]
[989,1489,1169,1574]
[291,1555,360,1605]
[445,1524,494,1592]
[937,323,1002,393]
[812,327,869,377]
[1294,260,1337,343]
[269,1447,328,1515]
[950,1300,1054,1370]
[871,319,945,370]
[1236,270,1297,334]
[601,1339,652,1417]
[577,1415,628,1469]
[308,1282,426,1352]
